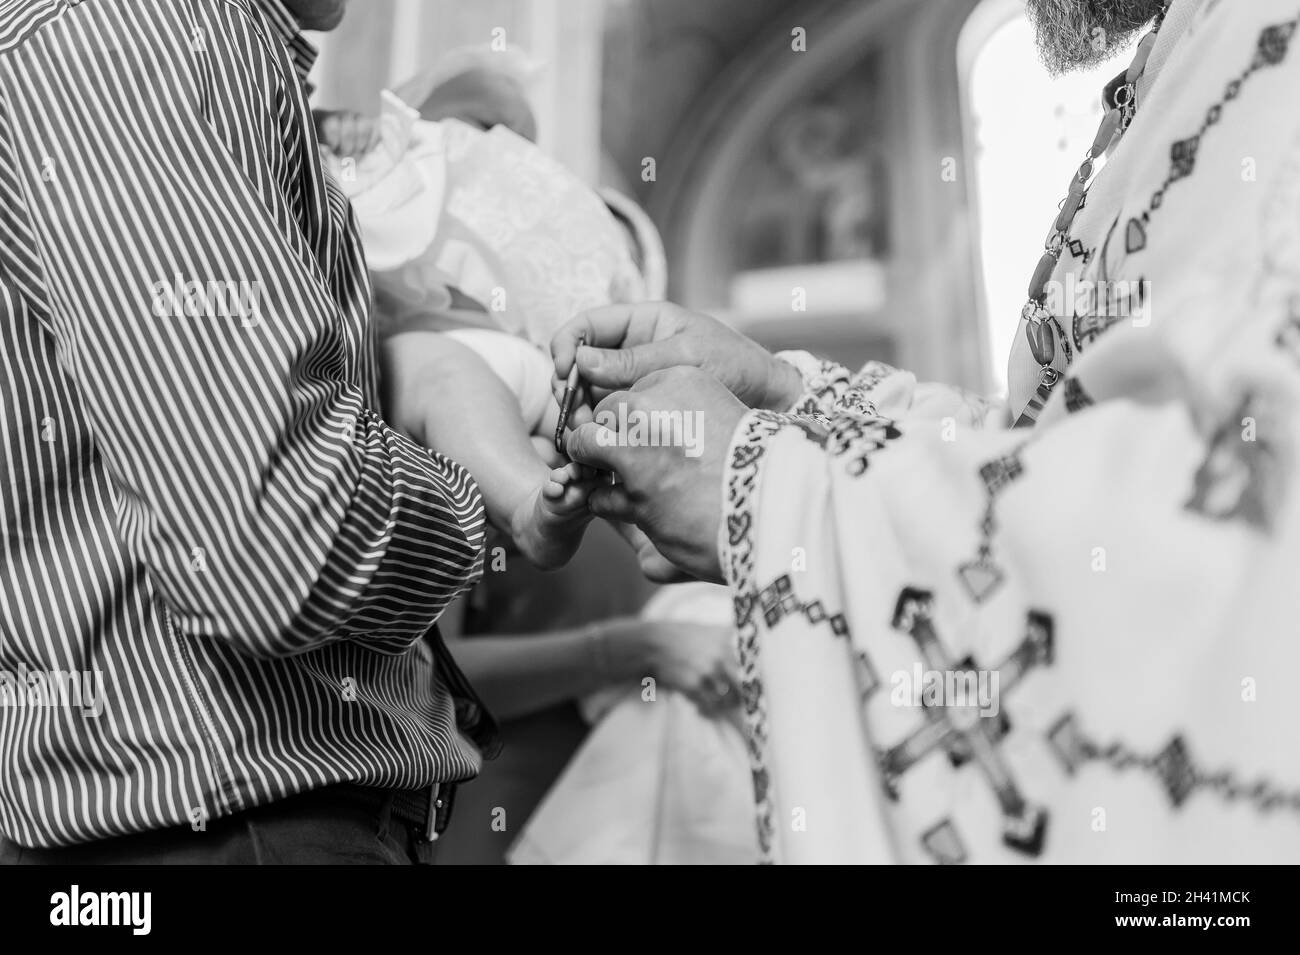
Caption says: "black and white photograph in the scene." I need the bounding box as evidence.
[0,0,1294,916]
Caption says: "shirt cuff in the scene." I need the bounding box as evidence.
[772,350,853,417]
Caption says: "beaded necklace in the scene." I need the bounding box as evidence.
[1015,4,1170,426]
[971,7,1300,605]
[1016,8,1300,426]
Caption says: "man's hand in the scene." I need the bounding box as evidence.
[599,619,740,715]
[565,366,747,583]
[609,521,694,584]
[551,302,803,426]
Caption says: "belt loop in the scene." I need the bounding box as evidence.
[421,782,457,843]
[423,783,441,843]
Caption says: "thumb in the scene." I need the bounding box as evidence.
[564,421,624,472]
[576,340,687,389]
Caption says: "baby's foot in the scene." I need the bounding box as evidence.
[510,463,597,570]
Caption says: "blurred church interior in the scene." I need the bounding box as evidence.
[308,0,1134,863]
[314,0,1131,395]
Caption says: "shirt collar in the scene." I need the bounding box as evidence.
[253,0,319,84]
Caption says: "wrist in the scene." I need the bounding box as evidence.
[586,619,655,683]
[584,622,611,683]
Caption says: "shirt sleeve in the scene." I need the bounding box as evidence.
[0,4,484,659]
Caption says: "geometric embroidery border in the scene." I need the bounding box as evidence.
[1048,712,1300,816]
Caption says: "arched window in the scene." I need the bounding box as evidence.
[960,0,1134,392]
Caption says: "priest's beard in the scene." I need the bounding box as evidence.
[1025,0,1168,74]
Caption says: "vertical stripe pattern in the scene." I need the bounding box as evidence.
[0,0,487,848]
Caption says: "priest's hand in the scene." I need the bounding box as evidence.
[564,366,747,583]
[551,302,804,426]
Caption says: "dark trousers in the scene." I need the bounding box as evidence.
[0,786,442,865]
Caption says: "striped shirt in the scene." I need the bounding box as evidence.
[0,0,491,848]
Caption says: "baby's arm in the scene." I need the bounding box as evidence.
[379,329,594,569]
[381,330,545,514]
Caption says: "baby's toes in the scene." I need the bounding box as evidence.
[541,463,583,502]
[553,463,584,486]
[560,478,599,508]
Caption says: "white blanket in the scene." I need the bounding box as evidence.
[509,584,758,865]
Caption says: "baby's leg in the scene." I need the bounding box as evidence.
[380,329,596,569]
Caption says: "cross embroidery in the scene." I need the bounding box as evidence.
[875,588,1055,858]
